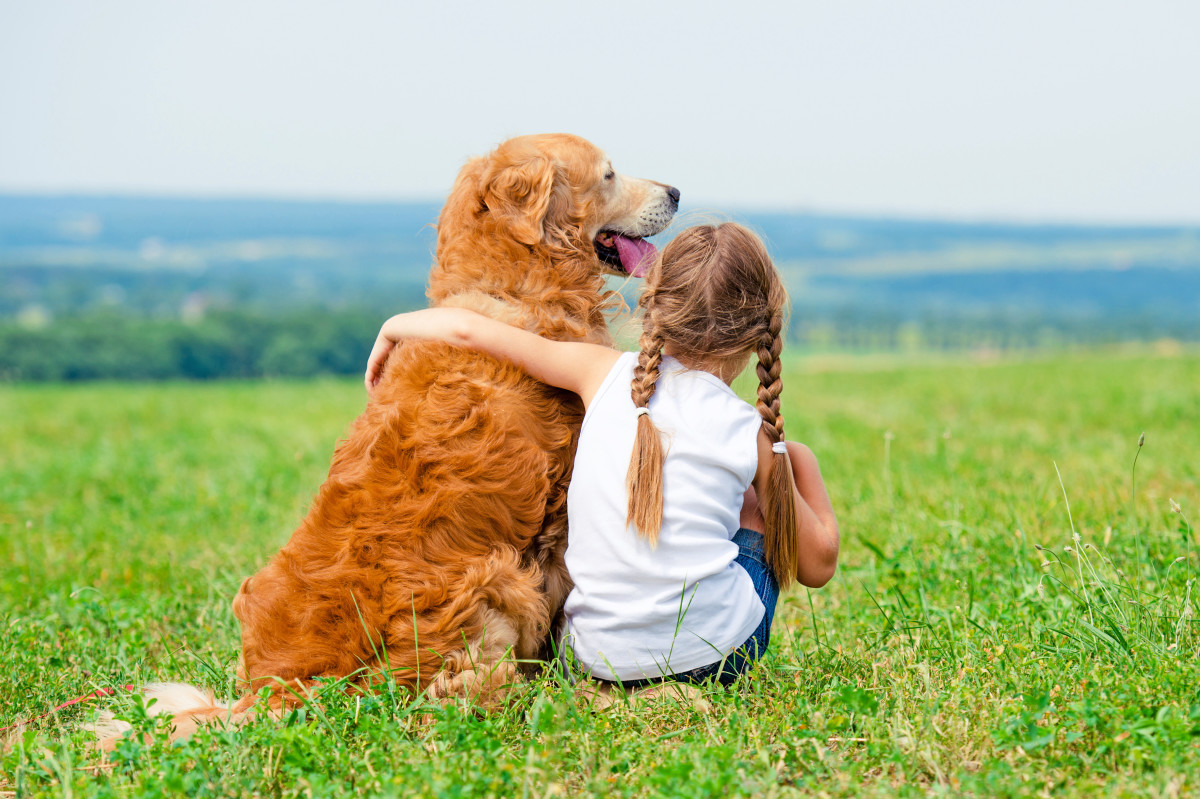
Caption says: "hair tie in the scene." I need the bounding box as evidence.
[771,441,788,455]
[635,407,650,418]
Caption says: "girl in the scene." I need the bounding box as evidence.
[365,223,839,686]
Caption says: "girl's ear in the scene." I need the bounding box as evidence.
[480,154,558,246]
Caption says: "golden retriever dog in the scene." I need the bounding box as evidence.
[94,133,678,746]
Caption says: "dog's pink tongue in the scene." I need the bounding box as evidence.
[614,235,657,278]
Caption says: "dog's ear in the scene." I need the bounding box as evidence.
[439,155,484,235]
[480,153,558,247]
[438,156,488,242]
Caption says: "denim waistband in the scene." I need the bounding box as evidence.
[732,527,766,561]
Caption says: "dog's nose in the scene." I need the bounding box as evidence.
[667,186,681,204]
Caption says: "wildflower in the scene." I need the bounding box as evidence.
[1040,561,1051,569]
[1073,531,1081,545]
[1170,499,1182,514]
[1064,546,1074,553]
[1036,583,1046,598]
[1138,432,1145,448]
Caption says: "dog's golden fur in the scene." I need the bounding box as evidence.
[95,134,676,745]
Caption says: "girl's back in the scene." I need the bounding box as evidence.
[564,353,765,681]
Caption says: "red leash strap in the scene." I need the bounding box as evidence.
[0,685,137,733]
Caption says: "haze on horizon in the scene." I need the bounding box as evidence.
[1,0,1198,225]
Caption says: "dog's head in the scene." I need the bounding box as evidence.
[438,134,679,279]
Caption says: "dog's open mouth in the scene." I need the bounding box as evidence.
[594,231,657,278]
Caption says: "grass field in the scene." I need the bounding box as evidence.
[2,349,1198,797]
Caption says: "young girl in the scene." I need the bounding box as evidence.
[364,223,839,686]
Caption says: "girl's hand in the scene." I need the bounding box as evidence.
[364,320,400,391]
[364,309,472,391]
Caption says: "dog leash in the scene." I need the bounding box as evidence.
[0,685,136,733]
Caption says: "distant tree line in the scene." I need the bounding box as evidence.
[0,309,383,381]
[2,306,1196,382]
[790,306,1200,353]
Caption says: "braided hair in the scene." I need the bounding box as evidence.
[625,320,667,545]
[754,311,799,586]
[623,223,800,586]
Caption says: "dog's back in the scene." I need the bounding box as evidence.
[233,341,580,699]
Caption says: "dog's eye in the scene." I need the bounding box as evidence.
[604,171,615,181]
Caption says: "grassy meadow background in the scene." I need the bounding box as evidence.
[2,348,1198,797]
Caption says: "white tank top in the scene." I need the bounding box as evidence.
[563,352,765,681]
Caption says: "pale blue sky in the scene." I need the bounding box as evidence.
[2,0,1198,223]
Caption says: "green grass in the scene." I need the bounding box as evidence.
[2,350,1198,797]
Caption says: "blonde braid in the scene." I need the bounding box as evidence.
[631,328,665,410]
[625,315,667,545]
[755,314,785,442]
[755,313,799,587]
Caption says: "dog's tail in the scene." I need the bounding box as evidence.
[88,682,251,751]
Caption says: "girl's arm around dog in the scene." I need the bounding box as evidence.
[366,308,619,407]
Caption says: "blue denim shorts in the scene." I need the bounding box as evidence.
[600,527,780,688]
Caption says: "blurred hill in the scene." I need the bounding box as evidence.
[2,195,1198,380]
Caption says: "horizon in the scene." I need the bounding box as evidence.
[3,191,1199,231]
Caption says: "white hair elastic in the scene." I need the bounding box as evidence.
[635,407,650,418]
[772,441,788,454]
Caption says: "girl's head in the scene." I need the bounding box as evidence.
[626,222,799,586]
